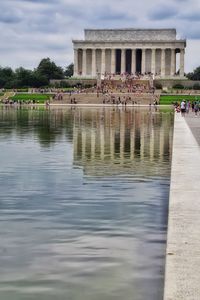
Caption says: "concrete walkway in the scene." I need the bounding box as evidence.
[164,112,200,300]
[185,113,200,146]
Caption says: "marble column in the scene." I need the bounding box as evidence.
[161,49,166,77]
[180,48,185,77]
[82,49,87,76]
[73,49,78,77]
[151,49,156,75]
[101,49,106,76]
[170,49,176,77]
[111,48,116,74]
[121,49,126,74]
[131,49,136,74]
[141,49,146,74]
[92,49,96,77]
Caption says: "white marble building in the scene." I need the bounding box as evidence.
[72,29,186,78]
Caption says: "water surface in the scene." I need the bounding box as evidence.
[0,106,174,300]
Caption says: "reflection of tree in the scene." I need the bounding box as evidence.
[0,107,174,171]
[0,107,74,147]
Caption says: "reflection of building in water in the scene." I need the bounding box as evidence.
[72,108,174,177]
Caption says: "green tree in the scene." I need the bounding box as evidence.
[31,71,49,87]
[65,63,74,77]
[15,67,34,87]
[187,66,200,80]
[0,67,15,88]
[37,58,64,81]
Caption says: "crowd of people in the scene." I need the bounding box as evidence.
[98,78,153,94]
[175,100,200,116]
[102,72,154,81]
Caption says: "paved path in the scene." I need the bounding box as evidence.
[164,112,200,300]
[185,112,200,146]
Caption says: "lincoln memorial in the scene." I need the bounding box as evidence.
[72,29,186,79]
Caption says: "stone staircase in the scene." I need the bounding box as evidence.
[52,92,155,105]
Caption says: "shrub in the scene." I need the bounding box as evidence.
[84,84,93,88]
[155,83,162,89]
[172,84,184,89]
[193,83,200,90]
[59,81,70,88]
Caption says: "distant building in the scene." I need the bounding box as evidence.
[72,28,186,78]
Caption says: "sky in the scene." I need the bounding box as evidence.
[0,0,199,72]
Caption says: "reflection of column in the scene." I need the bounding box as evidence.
[149,127,154,161]
[161,49,166,77]
[73,49,78,76]
[159,127,164,161]
[100,123,105,160]
[110,126,115,160]
[142,49,146,74]
[120,112,125,163]
[111,49,116,74]
[169,127,173,160]
[121,49,126,74]
[130,125,135,160]
[82,131,86,160]
[151,49,156,75]
[82,49,87,76]
[131,49,136,74]
[101,49,106,75]
[140,123,145,159]
[180,49,185,77]
[170,49,176,76]
[92,49,96,77]
[73,127,78,160]
[91,129,96,160]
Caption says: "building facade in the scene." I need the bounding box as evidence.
[72,29,186,78]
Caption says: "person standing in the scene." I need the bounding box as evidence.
[180,100,186,116]
[194,102,199,117]
[186,101,190,113]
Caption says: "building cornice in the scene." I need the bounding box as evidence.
[84,28,177,31]
[73,39,186,43]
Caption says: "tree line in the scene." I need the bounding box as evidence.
[1,57,200,88]
[0,58,74,89]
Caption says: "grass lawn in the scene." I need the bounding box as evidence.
[0,93,4,97]
[62,87,78,91]
[9,93,54,103]
[160,94,200,105]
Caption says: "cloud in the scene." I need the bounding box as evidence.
[178,12,200,22]
[0,3,23,24]
[0,0,199,71]
[0,14,21,24]
[148,5,178,20]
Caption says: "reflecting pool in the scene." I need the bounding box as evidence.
[0,106,174,300]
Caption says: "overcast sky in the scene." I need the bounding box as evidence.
[0,0,199,72]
